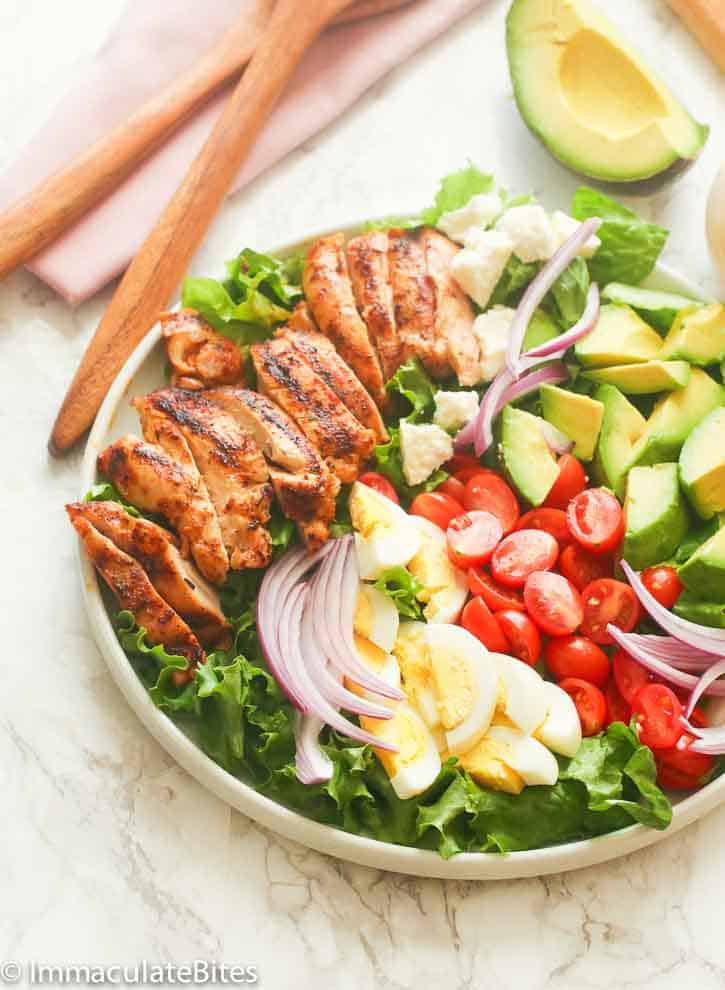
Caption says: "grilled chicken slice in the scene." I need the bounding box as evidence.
[277,325,388,443]
[303,233,387,408]
[135,388,273,571]
[421,228,480,386]
[98,435,229,586]
[67,501,230,647]
[160,309,245,391]
[67,509,205,665]
[388,229,452,380]
[251,338,376,484]
[347,231,403,381]
[287,301,318,335]
[207,387,340,549]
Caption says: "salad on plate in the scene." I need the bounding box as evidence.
[67,165,725,858]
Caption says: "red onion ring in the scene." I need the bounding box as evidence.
[295,713,333,785]
[607,624,725,698]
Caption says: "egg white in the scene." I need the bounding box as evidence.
[534,681,583,758]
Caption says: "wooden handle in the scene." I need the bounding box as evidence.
[666,0,725,72]
[49,0,355,455]
[0,0,413,280]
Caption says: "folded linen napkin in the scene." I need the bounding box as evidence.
[0,0,484,305]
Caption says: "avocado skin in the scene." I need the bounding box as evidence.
[678,525,725,600]
[623,463,689,570]
[679,408,725,520]
[674,594,725,629]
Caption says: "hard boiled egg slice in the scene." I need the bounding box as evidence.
[392,621,440,730]
[534,681,582,759]
[455,736,526,795]
[349,482,422,580]
[346,634,401,704]
[485,726,559,787]
[354,584,399,654]
[425,624,498,755]
[360,702,442,800]
[408,518,469,624]
[491,653,549,736]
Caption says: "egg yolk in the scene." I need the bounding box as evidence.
[430,651,474,730]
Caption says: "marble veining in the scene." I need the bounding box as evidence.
[4,1,725,986]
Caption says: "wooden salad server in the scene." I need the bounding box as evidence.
[49,0,414,455]
[0,0,413,280]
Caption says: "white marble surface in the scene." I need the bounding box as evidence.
[3,1,725,986]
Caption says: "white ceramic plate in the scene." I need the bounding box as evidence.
[77,223,725,880]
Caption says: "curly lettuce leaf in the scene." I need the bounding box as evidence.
[373,566,425,620]
[547,256,590,329]
[420,164,495,227]
[571,187,668,285]
[490,256,539,307]
[384,356,438,423]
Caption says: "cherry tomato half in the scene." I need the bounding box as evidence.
[612,648,652,705]
[467,568,526,612]
[524,571,584,637]
[559,677,607,736]
[656,762,704,792]
[567,488,625,555]
[559,543,614,592]
[437,476,467,504]
[497,610,541,666]
[656,733,714,790]
[544,635,610,687]
[641,565,684,610]
[631,683,684,751]
[517,508,571,546]
[358,471,400,504]
[410,492,464,531]
[447,511,503,569]
[543,454,588,510]
[461,597,509,653]
[580,578,641,645]
[604,677,631,726]
[446,453,482,482]
[463,471,520,535]
[491,529,559,588]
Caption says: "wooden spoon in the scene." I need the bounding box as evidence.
[0,0,413,281]
[49,0,373,455]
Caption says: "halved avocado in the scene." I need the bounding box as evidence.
[506,0,709,184]
[581,360,690,394]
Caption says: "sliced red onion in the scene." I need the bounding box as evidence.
[505,218,602,377]
[685,659,725,720]
[520,282,600,366]
[295,713,333,785]
[613,633,721,669]
[538,418,574,455]
[620,561,725,655]
[607,624,725,697]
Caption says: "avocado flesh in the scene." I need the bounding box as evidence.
[592,385,647,498]
[501,406,559,506]
[678,525,725,600]
[679,408,725,520]
[581,360,690,394]
[602,283,703,334]
[660,304,725,366]
[506,0,708,183]
[626,368,724,471]
[574,305,663,368]
[674,594,725,629]
[623,463,689,570]
[540,384,603,461]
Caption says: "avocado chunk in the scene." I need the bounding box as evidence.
[501,406,559,506]
[678,524,725,600]
[581,360,690,394]
[623,463,689,570]
[679,408,725,520]
[592,385,647,498]
[674,594,725,629]
[626,368,723,470]
[540,384,603,461]
[602,283,703,334]
[574,305,663,368]
[506,0,708,183]
[660,304,725,366]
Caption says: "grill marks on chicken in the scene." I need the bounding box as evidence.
[161,309,245,391]
[251,337,376,484]
[68,501,230,648]
[134,389,273,571]
[207,387,339,549]
[347,231,403,382]
[98,435,230,586]
[68,508,205,665]
[303,233,387,408]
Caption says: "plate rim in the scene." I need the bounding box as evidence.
[77,221,724,880]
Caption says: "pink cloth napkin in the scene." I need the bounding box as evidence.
[0,0,484,305]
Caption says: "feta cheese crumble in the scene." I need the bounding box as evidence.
[551,211,601,259]
[399,422,454,487]
[433,390,480,432]
[495,204,557,263]
[437,192,504,245]
[450,230,513,310]
[472,306,516,382]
